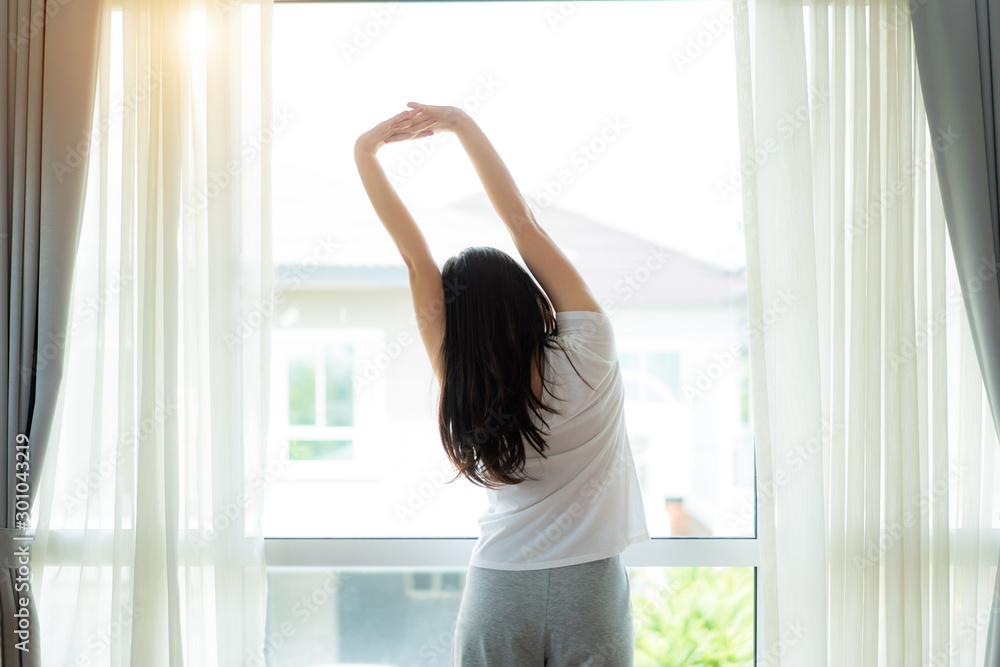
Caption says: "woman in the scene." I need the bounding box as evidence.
[355,103,650,666]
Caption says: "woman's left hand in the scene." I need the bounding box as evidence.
[355,109,438,155]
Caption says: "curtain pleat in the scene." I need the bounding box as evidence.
[732,3,783,663]
[908,2,1000,665]
[736,0,999,664]
[2,0,103,662]
[30,0,274,664]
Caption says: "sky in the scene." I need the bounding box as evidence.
[271,0,747,269]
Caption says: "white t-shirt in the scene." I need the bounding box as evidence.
[468,310,650,570]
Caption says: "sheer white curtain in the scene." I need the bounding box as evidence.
[734,0,1000,665]
[29,0,274,664]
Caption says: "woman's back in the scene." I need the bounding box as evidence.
[470,310,649,570]
[356,102,647,665]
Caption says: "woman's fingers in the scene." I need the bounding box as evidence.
[375,106,437,145]
[384,128,435,143]
[396,120,437,137]
[407,118,439,133]
[387,109,419,127]
[393,110,430,129]
[391,112,437,133]
[408,103,447,118]
[385,110,412,126]
[406,104,440,123]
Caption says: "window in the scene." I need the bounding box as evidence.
[272,327,389,469]
[265,565,754,664]
[284,341,355,460]
[266,328,392,535]
[405,570,466,598]
[621,351,682,403]
[264,0,758,662]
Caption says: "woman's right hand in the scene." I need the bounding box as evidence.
[401,102,467,133]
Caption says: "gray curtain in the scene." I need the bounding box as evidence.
[910,1,1000,664]
[1,0,102,662]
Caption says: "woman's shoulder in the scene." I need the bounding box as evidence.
[554,309,613,329]
[551,310,616,358]
[540,310,618,394]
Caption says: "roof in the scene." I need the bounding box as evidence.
[273,168,745,305]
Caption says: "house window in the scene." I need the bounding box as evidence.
[620,351,682,402]
[286,343,355,460]
[405,571,466,598]
[280,339,356,461]
[269,328,387,479]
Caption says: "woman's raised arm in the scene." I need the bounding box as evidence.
[354,109,446,381]
[402,102,603,316]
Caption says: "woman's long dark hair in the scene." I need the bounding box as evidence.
[438,246,587,488]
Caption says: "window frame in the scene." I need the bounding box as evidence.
[271,326,388,480]
[263,0,763,659]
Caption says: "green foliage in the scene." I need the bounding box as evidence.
[630,567,754,667]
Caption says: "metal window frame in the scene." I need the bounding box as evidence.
[263,536,760,568]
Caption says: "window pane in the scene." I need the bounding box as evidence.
[287,353,316,426]
[621,352,681,402]
[440,572,463,593]
[268,0,754,538]
[410,571,435,592]
[263,566,754,666]
[632,567,754,666]
[325,344,354,427]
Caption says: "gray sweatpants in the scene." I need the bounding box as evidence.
[452,554,634,666]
